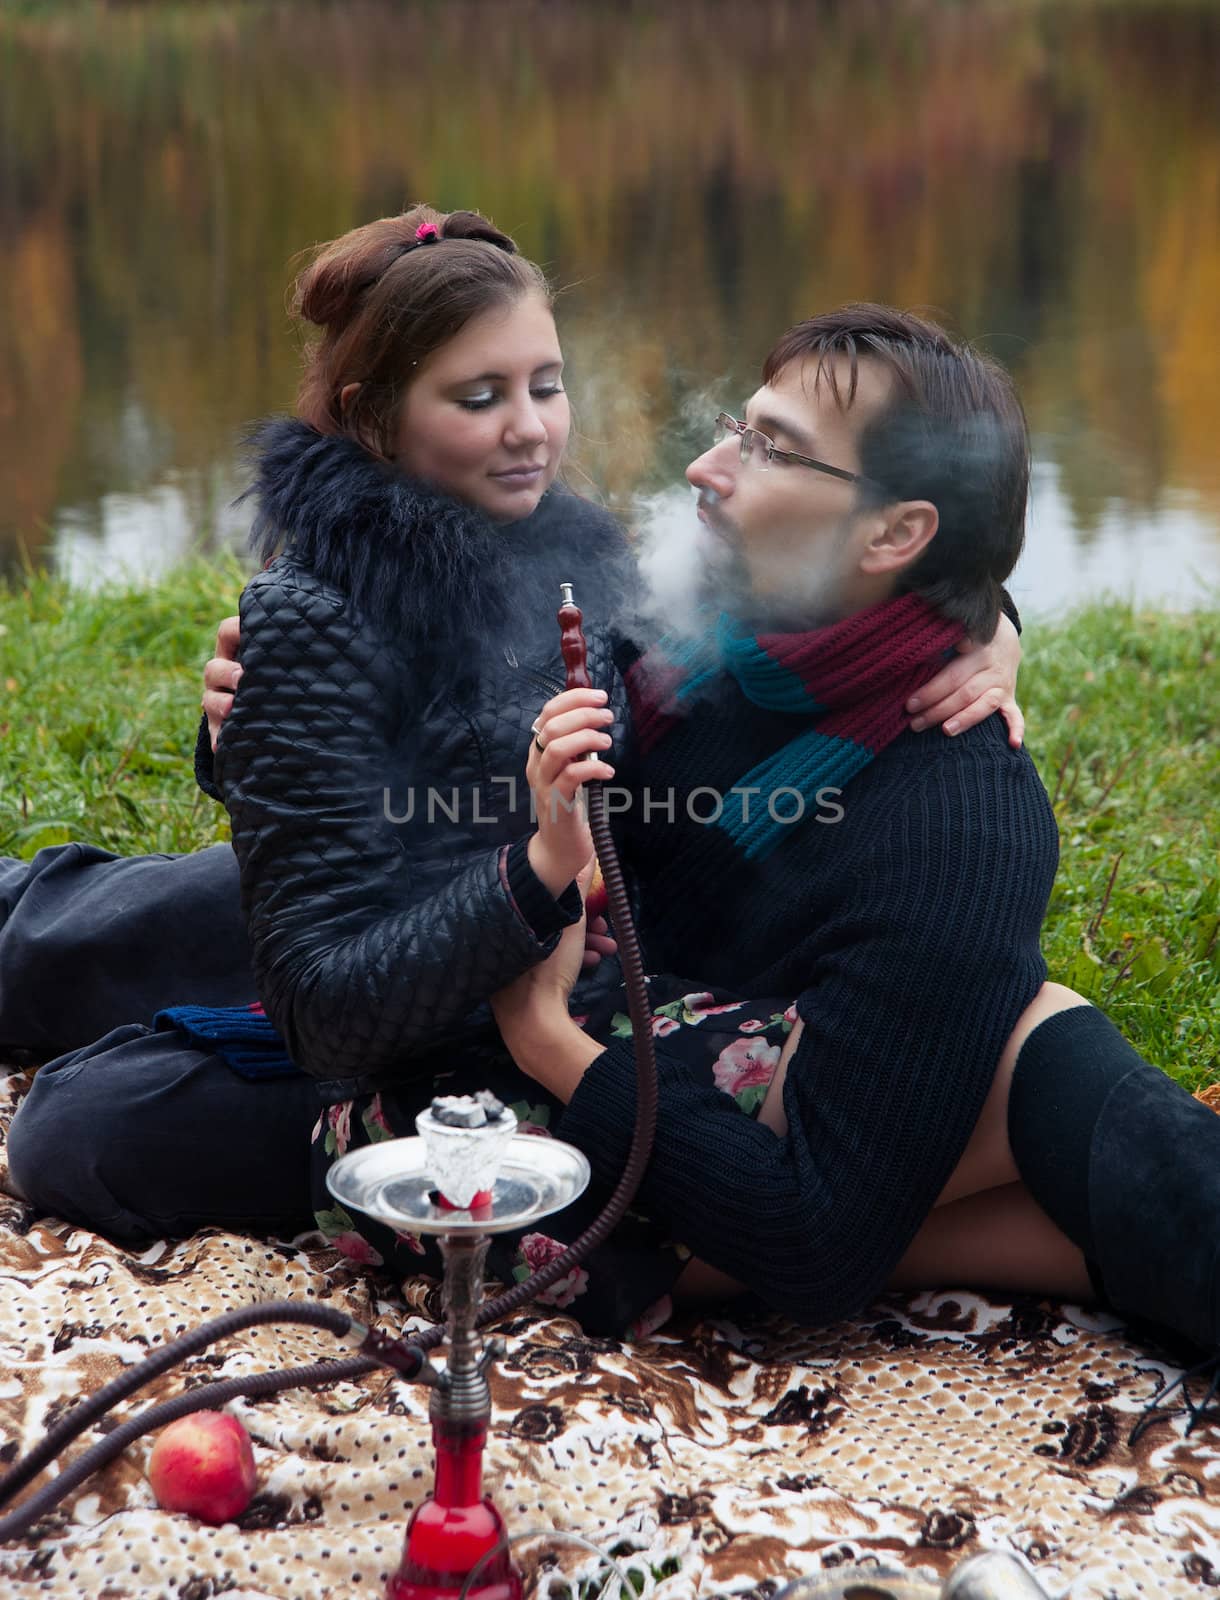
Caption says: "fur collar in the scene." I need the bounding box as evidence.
[242,417,619,659]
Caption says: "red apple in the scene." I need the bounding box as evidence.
[585,861,608,921]
[147,1410,258,1525]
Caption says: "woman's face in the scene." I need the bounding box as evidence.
[392,291,570,522]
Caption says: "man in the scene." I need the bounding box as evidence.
[492,305,1219,1362]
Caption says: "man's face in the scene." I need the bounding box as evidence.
[685,355,893,626]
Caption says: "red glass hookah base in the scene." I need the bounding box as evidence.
[386,1425,522,1600]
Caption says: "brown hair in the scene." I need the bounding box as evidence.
[292,205,550,460]
[762,304,1029,639]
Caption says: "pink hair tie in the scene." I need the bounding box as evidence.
[414,222,440,243]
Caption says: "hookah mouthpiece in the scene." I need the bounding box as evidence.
[416,1092,519,1210]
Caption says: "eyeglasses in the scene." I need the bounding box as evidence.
[713,412,862,483]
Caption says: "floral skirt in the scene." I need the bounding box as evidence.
[309,977,797,1338]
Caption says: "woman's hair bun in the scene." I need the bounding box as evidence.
[437,209,519,255]
[292,207,519,332]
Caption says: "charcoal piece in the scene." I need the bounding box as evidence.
[475,1090,507,1122]
[429,1095,487,1128]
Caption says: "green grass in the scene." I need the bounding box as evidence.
[1022,603,1220,1090]
[0,556,247,858]
[0,567,1215,1087]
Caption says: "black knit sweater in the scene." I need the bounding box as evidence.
[557,662,1059,1325]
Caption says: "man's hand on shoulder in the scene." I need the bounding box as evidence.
[202,615,241,751]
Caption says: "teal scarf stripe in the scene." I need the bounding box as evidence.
[660,614,827,715]
[659,625,717,707]
[673,664,718,704]
[717,630,819,713]
[715,729,873,860]
[661,626,714,674]
[718,626,825,713]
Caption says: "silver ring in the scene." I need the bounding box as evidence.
[533,733,546,754]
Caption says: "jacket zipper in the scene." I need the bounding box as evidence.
[504,645,568,698]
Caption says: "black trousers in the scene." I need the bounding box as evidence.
[8,1024,320,1241]
[1,841,318,1240]
[0,842,254,1055]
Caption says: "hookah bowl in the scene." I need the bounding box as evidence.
[326,1095,591,1600]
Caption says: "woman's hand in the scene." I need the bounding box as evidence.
[491,863,597,1085]
[491,865,606,1100]
[525,687,616,897]
[906,611,1024,748]
[203,615,242,751]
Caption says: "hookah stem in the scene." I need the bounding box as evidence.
[0,589,656,1541]
[466,585,658,1320]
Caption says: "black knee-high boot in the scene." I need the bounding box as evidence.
[1008,1005,1220,1355]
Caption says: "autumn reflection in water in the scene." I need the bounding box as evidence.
[2,0,1219,610]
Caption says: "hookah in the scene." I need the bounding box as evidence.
[325,1093,594,1600]
[0,582,659,1600]
[0,586,1052,1600]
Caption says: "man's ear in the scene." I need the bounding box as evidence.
[859,500,939,578]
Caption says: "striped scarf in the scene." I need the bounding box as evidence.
[624,593,965,860]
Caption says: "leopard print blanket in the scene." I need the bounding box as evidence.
[1,1065,1218,1600]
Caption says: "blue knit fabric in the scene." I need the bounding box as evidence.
[152,1005,301,1080]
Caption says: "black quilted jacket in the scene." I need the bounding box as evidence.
[210,419,634,1094]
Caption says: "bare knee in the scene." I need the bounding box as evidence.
[998,982,1093,1080]
[936,983,1093,1207]
[985,981,1094,1132]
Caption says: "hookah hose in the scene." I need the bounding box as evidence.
[0,584,656,1543]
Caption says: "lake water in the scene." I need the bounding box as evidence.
[4,0,1219,617]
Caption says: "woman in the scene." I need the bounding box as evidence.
[7,207,1025,1336]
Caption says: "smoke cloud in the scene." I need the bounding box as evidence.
[628,484,736,641]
